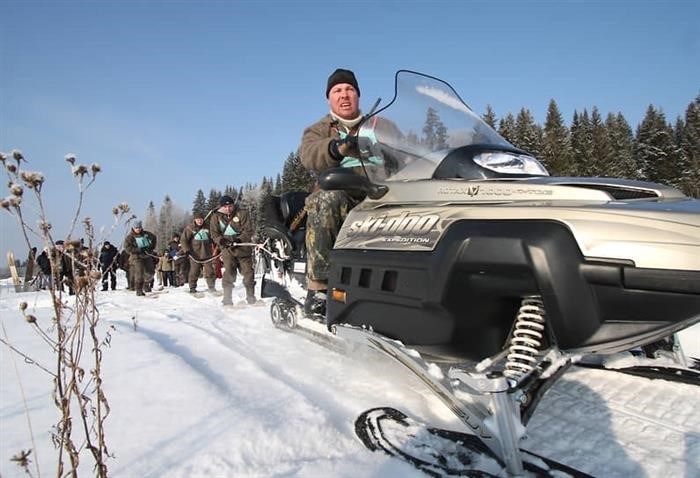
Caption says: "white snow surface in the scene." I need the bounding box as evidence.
[1,274,699,478]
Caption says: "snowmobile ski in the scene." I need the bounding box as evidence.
[355,407,593,478]
[574,362,700,386]
[269,298,344,352]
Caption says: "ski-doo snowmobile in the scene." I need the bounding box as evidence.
[260,70,700,475]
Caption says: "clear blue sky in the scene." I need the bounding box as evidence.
[1,0,699,256]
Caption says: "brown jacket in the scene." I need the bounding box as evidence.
[180,222,214,261]
[299,114,344,175]
[124,229,157,259]
[209,206,253,258]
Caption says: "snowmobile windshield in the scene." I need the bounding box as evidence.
[357,70,548,182]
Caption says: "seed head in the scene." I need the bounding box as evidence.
[72,164,88,177]
[9,183,23,197]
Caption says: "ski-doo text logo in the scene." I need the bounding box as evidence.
[348,213,439,236]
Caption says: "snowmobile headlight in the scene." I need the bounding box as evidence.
[474,152,549,176]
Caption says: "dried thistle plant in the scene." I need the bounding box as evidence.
[1,149,122,477]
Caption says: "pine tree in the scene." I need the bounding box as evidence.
[192,189,207,217]
[482,105,497,129]
[274,174,282,195]
[206,189,221,213]
[570,110,593,176]
[498,113,517,145]
[422,107,448,150]
[143,201,158,237]
[634,105,678,185]
[281,151,315,192]
[605,112,637,179]
[256,178,275,237]
[541,99,572,175]
[514,107,542,158]
[589,107,612,177]
[680,95,700,197]
[157,195,176,253]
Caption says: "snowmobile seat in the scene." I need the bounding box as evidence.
[279,191,309,229]
[260,192,309,259]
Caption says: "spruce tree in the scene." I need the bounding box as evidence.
[589,107,612,177]
[498,113,517,145]
[192,189,207,217]
[541,99,572,175]
[274,174,282,195]
[256,177,275,237]
[143,201,158,236]
[422,107,448,150]
[514,107,542,158]
[680,95,700,197]
[281,151,315,192]
[634,105,678,185]
[570,110,593,177]
[482,105,497,129]
[206,189,221,213]
[158,195,176,253]
[605,112,637,179]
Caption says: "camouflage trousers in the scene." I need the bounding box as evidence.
[304,189,353,283]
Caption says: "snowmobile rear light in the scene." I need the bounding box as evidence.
[331,288,347,303]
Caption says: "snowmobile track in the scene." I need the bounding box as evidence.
[355,407,593,477]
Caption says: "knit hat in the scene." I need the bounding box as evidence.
[133,220,143,229]
[219,195,235,206]
[326,68,360,98]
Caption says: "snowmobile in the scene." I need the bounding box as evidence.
[259,70,700,476]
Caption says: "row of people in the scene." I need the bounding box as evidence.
[125,195,256,305]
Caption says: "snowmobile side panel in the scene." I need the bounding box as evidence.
[327,219,700,361]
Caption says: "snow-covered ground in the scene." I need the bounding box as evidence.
[1,273,699,477]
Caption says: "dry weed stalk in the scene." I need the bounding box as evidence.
[2,149,131,477]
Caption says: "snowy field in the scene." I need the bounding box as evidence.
[1,273,699,478]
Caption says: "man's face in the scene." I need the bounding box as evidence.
[134,227,142,234]
[328,83,359,120]
[221,204,234,214]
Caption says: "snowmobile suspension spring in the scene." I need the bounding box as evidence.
[503,296,546,383]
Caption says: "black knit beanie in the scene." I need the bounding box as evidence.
[326,68,360,98]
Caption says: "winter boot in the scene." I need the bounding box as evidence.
[222,286,233,306]
[206,279,216,292]
[304,290,326,316]
[102,284,108,291]
[245,286,257,305]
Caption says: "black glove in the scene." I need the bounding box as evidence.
[219,237,231,248]
[329,135,359,161]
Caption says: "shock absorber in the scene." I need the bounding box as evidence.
[503,296,546,383]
